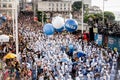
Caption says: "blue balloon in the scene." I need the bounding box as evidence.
[65,19,78,32]
[43,23,54,35]
[2,16,6,21]
[55,26,64,32]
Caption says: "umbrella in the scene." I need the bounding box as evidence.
[0,34,9,42]
[77,52,86,58]
[60,58,69,62]
[4,52,17,59]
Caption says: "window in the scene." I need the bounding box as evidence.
[49,3,51,6]
[56,3,58,7]
[8,4,12,8]
[52,8,54,11]
[61,3,62,6]
[52,3,54,7]
[56,8,58,11]
[8,11,12,16]
[2,4,7,8]
[68,3,70,7]
[64,4,66,7]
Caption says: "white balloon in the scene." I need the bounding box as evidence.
[74,19,78,25]
[0,13,2,17]
[52,16,64,29]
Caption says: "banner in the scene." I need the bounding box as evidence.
[108,36,120,52]
[117,38,120,52]
[93,28,98,33]
[0,62,2,70]
[94,34,103,45]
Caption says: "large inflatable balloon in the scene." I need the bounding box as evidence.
[0,13,2,17]
[55,26,64,32]
[65,19,78,32]
[43,23,54,35]
[2,16,7,21]
[52,16,64,29]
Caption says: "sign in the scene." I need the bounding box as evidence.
[0,62,2,70]
[94,34,103,45]
[93,28,98,33]
[108,36,120,52]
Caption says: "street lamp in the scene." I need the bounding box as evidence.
[103,0,104,26]
[103,0,107,26]
[12,1,15,41]
[81,0,84,34]
[15,0,19,57]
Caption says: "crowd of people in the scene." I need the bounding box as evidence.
[0,11,119,80]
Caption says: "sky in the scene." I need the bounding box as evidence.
[91,0,120,12]
[91,0,120,20]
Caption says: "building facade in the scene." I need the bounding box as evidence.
[0,0,19,17]
[89,6,102,14]
[19,0,33,11]
[38,0,72,12]
[37,0,72,18]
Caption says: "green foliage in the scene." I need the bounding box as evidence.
[84,14,95,23]
[72,1,82,11]
[104,11,115,21]
[94,13,103,20]
[37,11,47,23]
[84,11,115,23]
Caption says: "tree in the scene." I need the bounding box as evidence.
[84,11,115,23]
[72,1,82,11]
[84,14,95,23]
[37,11,47,23]
[104,11,115,21]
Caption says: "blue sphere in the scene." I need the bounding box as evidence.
[65,19,78,32]
[2,16,6,21]
[55,26,64,32]
[43,23,54,35]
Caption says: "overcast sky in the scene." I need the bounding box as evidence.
[91,0,120,12]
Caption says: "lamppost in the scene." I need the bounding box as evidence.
[81,0,84,34]
[12,1,15,41]
[33,0,36,18]
[15,0,19,57]
[103,0,107,26]
[103,0,105,26]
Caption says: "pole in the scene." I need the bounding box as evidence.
[33,0,36,17]
[12,2,15,41]
[42,11,44,25]
[81,0,84,34]
[15,1,19,56]
[69,0,72,19]
[103,0,104,26]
